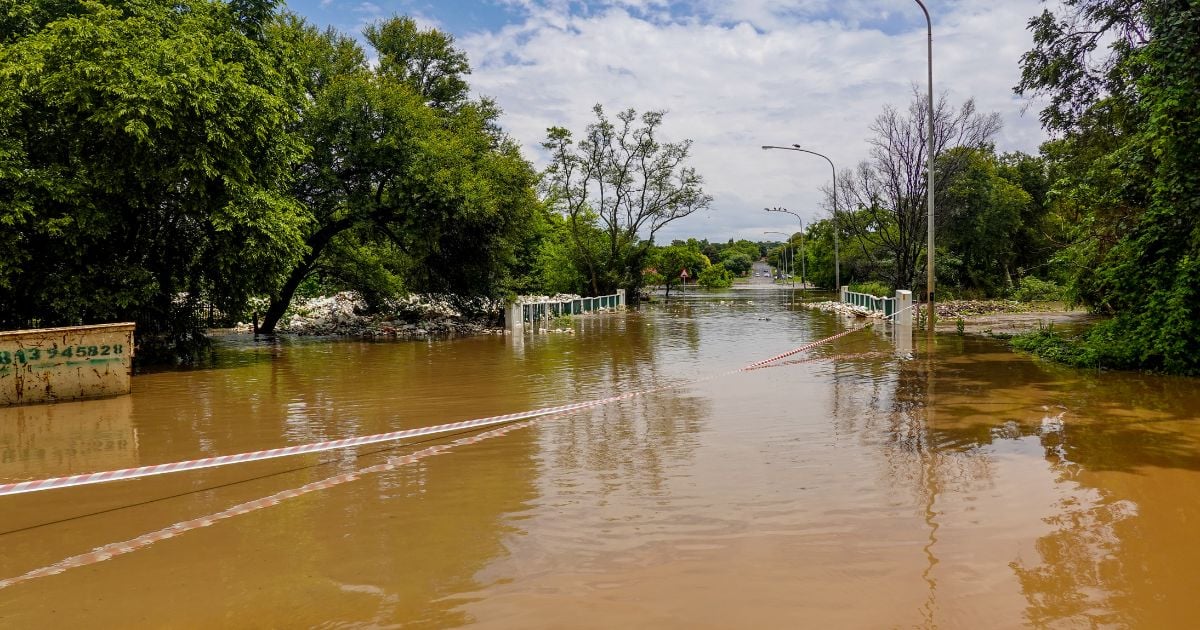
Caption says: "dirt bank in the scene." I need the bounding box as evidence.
[803,299,1098,336]
[925,300,1096,335]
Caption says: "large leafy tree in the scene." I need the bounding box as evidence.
[256,16,540,332]
[834,89,1001,291]
[0,0,307,355]
[541,106,712,296]
[938,146,1032,295]
[651,243,709,299]
[1018,0,1200,372]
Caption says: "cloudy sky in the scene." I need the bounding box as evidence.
[286,0,1050,242]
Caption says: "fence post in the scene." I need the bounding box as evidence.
[895,290,913,328]
[841,285,849,304]
[895,289,913,355]
[617,289,625,308]
[505,300,523,335]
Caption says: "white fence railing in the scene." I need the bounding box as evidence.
[506,290,625,333]
[841,287,897,317]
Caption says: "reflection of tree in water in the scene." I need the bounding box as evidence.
[1008,418,1200,626]
[1008,464,1132,627]
[849,335,1200,627]
[537,300,709,494]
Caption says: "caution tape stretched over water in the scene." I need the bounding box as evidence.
[0,420,536,591]
[0,322,871,498]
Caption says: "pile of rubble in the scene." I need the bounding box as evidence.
[513,293,583,304]
[806,297,1051,321]
[801,300,892,319]
[933,299,1041,318]
[268,292,506,339]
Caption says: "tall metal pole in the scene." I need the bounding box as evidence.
[914,0,935,329]
[789,241,795,288]
[762,147,839,292]
[764,230,791,288]
[798,218,807,292]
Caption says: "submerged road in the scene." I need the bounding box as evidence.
[2,291,1200,627]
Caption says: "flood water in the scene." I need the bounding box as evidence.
[3,289,1200,628]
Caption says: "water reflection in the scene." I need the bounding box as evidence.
[0,396,137,479]
[4,293,1200,626]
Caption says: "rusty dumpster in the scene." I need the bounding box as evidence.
[0,323,135,406]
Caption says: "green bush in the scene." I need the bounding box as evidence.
[1010,276,1063,302]
[1010,320,1150,372]
[1010,326,1093,367]
[849,281,891,297]
[697,263,734,288]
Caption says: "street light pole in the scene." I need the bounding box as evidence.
[914,0,935,329]
[768,1,936,319]
[764,231,791,287]
[764,211,804,290]
[761,146,839,292]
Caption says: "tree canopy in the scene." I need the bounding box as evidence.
[0,0,308,356]
[0,1,543,354]
[1017,0,1200,373]
[541,106,711,296]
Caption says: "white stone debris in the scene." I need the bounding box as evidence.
[263,291,505,339]
[514,293,582,304]
[800,300,891,320]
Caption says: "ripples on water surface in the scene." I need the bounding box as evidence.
[2,289,1200,627]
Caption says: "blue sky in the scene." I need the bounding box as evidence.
[281,0,1049,242]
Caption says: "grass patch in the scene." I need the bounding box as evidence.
[1010,325,1095,367]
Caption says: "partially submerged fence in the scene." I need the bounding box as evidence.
[506,290,625,334]
[841,287,898,318]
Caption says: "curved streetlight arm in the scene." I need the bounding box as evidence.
[764,205,803,225]
[761,145,840,290]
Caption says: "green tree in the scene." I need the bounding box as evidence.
[256,16,540,332]
[651,244,709,298]
[364,16,470,111]
[697,263,733,288]
[939,146,1031,295]
[541,106,711,296]
[0,0,308,357]
[718,251,753,277]
[1018,0,1200,373]
[835,90,1002,291]
[535,211,599,295]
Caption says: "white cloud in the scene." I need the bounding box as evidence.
[460,0,1048,242]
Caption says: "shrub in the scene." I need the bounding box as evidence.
[1011,276,1064,302]
[697,263,734,288]
[849,281,891,297]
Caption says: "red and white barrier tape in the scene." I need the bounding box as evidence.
[0,420,534,591]
[743,325,867,370]
[0,323,869,498]
[0,325,875,590]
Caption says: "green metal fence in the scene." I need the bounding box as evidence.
[520,292,623,325]
[842,290,896,317]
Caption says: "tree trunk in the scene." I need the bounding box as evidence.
[256,217,356,334]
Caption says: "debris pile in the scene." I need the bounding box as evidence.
[255,292,506,339]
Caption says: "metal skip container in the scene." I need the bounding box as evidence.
[0,323,135,406]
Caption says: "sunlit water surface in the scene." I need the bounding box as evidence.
[3,289,1200,628]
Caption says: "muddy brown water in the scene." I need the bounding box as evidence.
[2,290,1200,628]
